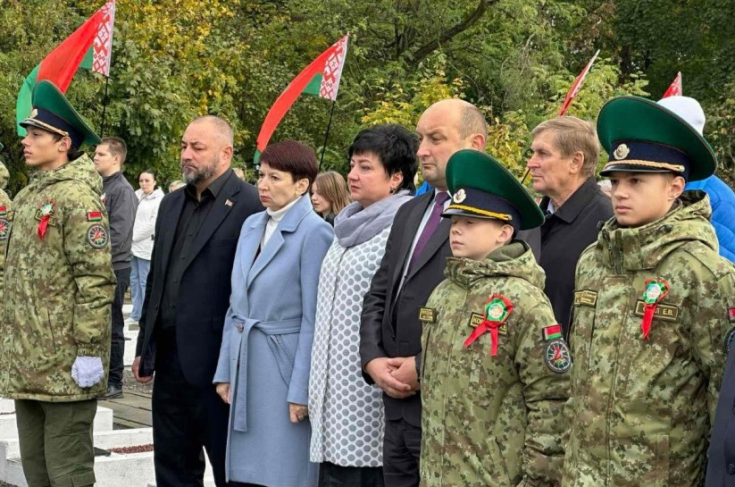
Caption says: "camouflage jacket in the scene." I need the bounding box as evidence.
[0,161,11,299]
[563,192,735,487]
[420,242,570,487]
[0,154,115,402]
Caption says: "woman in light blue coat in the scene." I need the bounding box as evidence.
[214,140,333,487]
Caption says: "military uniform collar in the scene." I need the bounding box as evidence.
[598,192,716,271]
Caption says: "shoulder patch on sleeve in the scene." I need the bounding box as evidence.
[0,218,8,240]
[544,339,572,374]
[86,224,109,249]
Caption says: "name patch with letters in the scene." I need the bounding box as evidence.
[574,290,598,307]
[469,312,507,335]
[419,307,437,324]
[633,300,679,321]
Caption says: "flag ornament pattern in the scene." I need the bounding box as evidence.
[319,36,348,101]
[92,0,116,76]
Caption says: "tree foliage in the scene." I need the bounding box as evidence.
[0,0,732,195]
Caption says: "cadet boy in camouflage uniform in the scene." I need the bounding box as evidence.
[563,96,735,487]
[0,80,115,487]
[419,150,571,487]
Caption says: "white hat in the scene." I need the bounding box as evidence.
[657,96,706,135]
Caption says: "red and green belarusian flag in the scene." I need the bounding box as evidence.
[16,0,116,135]
[255,35,349,162]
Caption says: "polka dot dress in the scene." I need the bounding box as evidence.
[309,228,390,467]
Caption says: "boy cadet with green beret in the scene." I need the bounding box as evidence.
[419,149,570,487]
[0,80,115,487]
[563,96,735,487]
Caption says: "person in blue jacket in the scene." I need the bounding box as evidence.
[658,96,735,263]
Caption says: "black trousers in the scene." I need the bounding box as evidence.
[152,328,230,487]
[319,462,384,487]
[108,267,130,388]
[383,418,421,487]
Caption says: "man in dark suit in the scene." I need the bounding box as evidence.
[132,115,261,487]
[360,99,487,487]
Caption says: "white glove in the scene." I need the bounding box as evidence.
[71,356,104,388]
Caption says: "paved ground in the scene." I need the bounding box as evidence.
[99,370,153,430]
[99,301,154,429]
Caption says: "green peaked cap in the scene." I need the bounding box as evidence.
[444,149,544,231]
[20,80,101,147]
[597,95,716,182]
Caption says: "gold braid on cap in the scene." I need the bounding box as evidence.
[23,117,69,138]
[603,159,685,173]
[446,204,512,221]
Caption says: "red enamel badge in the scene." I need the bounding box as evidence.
[464,294,513,356]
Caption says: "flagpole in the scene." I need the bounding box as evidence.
[319,100,337,169]
[520,168,530,185]
[99,76,110,137]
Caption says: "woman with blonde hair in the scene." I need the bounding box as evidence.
[311,171,350,226]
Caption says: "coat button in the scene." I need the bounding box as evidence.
[728,463,735,475]
[236,324,244,333]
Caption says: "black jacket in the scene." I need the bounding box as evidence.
[102,171,137,270]
[135,172,262,387]
[360,191,453,427]
[539,177,612,332]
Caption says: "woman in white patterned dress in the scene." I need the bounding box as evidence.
[309,125,418,487]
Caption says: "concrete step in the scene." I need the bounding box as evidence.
[5,451,155,487]
[0,406,113,440]
[0,426,214,487]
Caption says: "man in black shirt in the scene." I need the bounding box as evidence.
[525,117,613,332]
[133,116,261,487]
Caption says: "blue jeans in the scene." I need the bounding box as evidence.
[130,257,151,321]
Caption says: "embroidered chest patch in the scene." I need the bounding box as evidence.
[574,290,598,307]
[419,307,437,324]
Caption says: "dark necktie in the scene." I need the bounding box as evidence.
[408,192,450,272]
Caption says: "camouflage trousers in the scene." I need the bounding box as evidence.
[15,399,97,487]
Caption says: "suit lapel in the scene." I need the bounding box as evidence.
[406,217,450,280]
[391,192,434,285]
[158,190,186,278]
[183,177,241,273]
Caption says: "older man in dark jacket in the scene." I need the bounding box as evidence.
[525,116,612,333]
